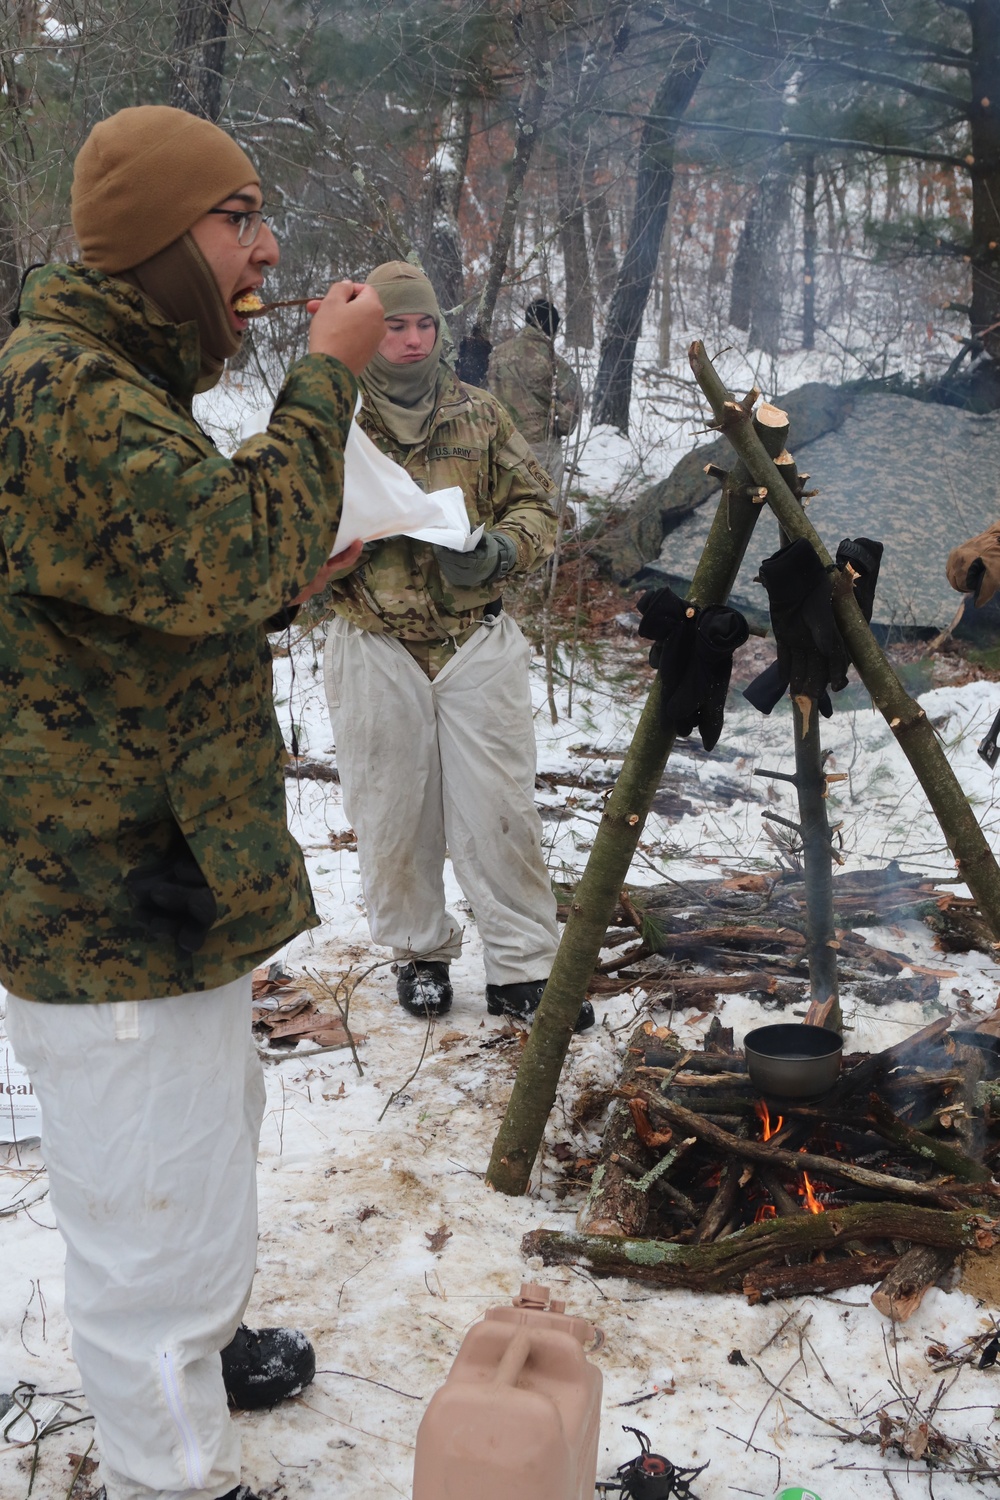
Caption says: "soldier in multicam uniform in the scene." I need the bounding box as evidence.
[0,106,385,1500]
[323,262,593,1031]
[488,298,582,489]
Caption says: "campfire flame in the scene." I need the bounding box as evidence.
[800,1171,825,1213]
[753,1203,777,1222]
[754,1099,784,1140]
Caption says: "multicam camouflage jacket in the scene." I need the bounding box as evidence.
[327,369,558,642]
[0,262,358,1003]
[487,324,582,447]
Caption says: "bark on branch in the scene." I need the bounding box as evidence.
[486,410,784,1196]
[522,1204,997,1292]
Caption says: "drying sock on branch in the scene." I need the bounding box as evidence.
[694,603,750,750]
[836,536,884,623]
[637,584,699,728]
[743,537,848,715]
[637,586,748,750]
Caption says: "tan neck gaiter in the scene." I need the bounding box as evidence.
[119,233,241,392]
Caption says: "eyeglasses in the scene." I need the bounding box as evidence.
[204,207,269,246]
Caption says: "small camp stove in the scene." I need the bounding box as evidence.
[596,1427,708,1500]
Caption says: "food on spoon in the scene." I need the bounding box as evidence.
[232,289,265,315]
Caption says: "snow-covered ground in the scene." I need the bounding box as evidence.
[5,624,1000,1500]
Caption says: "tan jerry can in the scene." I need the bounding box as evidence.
[412,1283,603,1500]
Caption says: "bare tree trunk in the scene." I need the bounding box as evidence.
[657,211,672,365]
[469,0,552,342]
[707,187,734,291]
[0,3,37,344]
[586,170,618,303]
[802,154,817,350]
[970,0,1000,359]
[591,35,708,432]
[170,0,232,121]
[426,95,472,333]
[558,148,594,347]
[0,195,20,344]
[729,149,794,355]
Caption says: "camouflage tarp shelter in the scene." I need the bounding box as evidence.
[642,391,1000,636]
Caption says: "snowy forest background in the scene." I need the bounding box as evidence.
[2,0,997,447]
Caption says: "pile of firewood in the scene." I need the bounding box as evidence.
[525,1015,1000,1313]
[562,864,983,1003]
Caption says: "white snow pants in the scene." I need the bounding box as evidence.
[5,976,264,1500]
[323,612,560,985]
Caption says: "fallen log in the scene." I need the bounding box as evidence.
[521,1204,998,1292]
[744,1253,898,1304]
[283,757,339,783]
[648,1096,993,1207]
[870,1245,958,1321]
[576,1022,664,1236]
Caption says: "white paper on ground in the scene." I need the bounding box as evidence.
[0,1027,41,1143]
[3,1396,65,1445]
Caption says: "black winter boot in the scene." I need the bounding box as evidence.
[486,979,595,1033]
[221,1325,315,1410]
[395,960,453,1017]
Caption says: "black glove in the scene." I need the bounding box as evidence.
[836,536,883,623]
[126,848,218,955]
[743,538,848,715]
[638,586,748,751]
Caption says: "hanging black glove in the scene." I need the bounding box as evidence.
[836,536,884,623]
[638,586,748,751]
[743,537,848,716]
[126,847,218,955]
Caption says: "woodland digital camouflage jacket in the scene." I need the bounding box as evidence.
[327,370,558,641]
[487,324,582,447]
[0,262,357,1003]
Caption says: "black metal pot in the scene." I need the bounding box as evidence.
[743,1023,843,1099]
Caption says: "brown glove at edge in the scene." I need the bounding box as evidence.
[946,525,1000,606]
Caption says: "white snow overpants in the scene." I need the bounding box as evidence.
[5,976,264,1500]
[323,613,560,985]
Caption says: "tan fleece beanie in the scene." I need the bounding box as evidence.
[72,105,259,273]
[365,261,440,322]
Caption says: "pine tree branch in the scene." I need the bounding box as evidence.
[813,57,969,114]
[669,0,971,68]
[601,111,971,170]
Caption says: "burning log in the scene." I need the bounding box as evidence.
[693,1125,747,1243]
[744,1253,899,1304]
[870,1245,959,1322]
[521,1203,998,1293]
[648,1096,995,1207]
[865,1094,993,1183]
[825,1014,953,1107]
